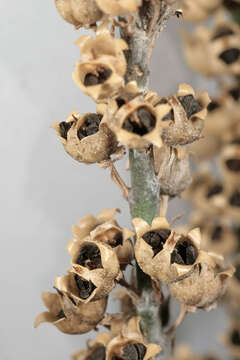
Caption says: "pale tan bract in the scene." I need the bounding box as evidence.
[52,111,118,164]
[96,0,142,15]
[54,0,103,28]
[34,290,106,334]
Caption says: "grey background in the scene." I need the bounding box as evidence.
[0,1,226,359]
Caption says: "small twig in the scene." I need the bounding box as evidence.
[152,279,164,304]
[159,195,169,217]
[169,213,185,227]
[117,278,141,303]
[165,305,188,336]
[110,164,130,199]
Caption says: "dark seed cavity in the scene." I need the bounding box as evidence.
[225,159,240,172]
[87,346,106,360]
[234,264,240,282]
[229,86,240,101]
[231,329,240,346]
[74,274,96,299]
[212,26,234,41]
[177,94,202,119]
[171,239,198,265]
[211,225,223,242]
[206,184,223,198]
[142,229,171,256]
[116,97,126,108]
[56,309,66,320]
[84,68,112,86]
[123,343,147,360]
[229,191,240,207]
[110,232,123,248]
[123,107,156,136]
[162,109,174,121]
[76,244,102,270]
[59,121,74,140]
[77,113,103,140]
[207,101,220,112]
[231,137,240,145]
[219,48,240,64]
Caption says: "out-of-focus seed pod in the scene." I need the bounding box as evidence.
[160,83,210,146]
[54,0,103,28]
[154,145,192,198]
[183,172,226,217]
[189,212,238,256]
[168,257,234,311]
[73,25,127,103]
[34,289,107,334]
[220,140,240,191]
[183,13,240,77]
[106,317,162,360]
[222,322,240,358]
[52,110,118,164]
[181,0,222,23]
[133,216,178,283]
[226,257,240,310]
[96,0,142,15]
[170,344,205,360]
[58,237,122,302]
[106,93,167,149]
[225,186,240,221]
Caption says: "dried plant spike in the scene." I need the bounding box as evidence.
[52,110,118,164]
[107,94,167,149]
[34,290,106,334]
[95,0,142,15]
[181,0,222,23]
[161,83,210,147]
[183,14,240,77]
[54,0,103,28]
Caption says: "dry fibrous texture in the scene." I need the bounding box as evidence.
[160,83,210,146]
[183,12,240,77]
[154,145,192,197]
[52,110,118,164]
[95,0,142,15]
[34,289,107,334]
[54,0,103,28]
[180,0,222,23]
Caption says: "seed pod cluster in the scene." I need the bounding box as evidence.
[181,0,222,23]
[54,0,103,28]
[73,25,128,103]
[183,13,240,77]
[34,288,107,334]
[52,110,118,164]
[160,83,210,147]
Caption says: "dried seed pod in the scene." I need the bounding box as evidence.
[225,187,240,221]
[189,212,238,257]
[54,0,103,28]
[170,344,203,360]
[52,110,118,164]
[154,145,192,198]
[183,13,240,77]
[133,217,179,283]
[181,0,222,23]
[220,140,240,191]
[226,256,240,310]
[222,322,240,358]
[183,172,226,217]
[69,209,134,268]
[168,258,234,311]
[106,317,162,360]
[96,0,142,15]
[73,27,127,103]
[34,289,107,334]
[61,238,122,302]
[106,95,167,149]
[161,83,210,146]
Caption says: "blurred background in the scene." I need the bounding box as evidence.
[0,1,227,359]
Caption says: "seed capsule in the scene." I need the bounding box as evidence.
[96,0,142,15]
[181,0,221,23]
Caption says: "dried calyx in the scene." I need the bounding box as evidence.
[123,107,156,136]
[74,275,96,300]
[171,238,198,266]
[76,244,103,270]
[77,114,103,140]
